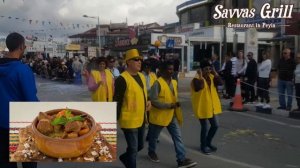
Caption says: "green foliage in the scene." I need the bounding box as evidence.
[51,110,84,126]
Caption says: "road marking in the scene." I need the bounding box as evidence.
[230,112,300,129]
[159,132,263,168]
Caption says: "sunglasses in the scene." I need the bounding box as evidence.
[131,58,142,62]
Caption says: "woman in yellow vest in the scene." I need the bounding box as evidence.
[88,57,114,102]
[191,60,223,155]
[147,61,197,168]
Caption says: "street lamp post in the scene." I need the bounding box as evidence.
[83,14,101,56]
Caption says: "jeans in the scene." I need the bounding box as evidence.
[278,80,294,108]
[120,124,145,168]
[74,71,82,85]
[0,128,37,168]
[199,116,219,149]
[148,117,186,162]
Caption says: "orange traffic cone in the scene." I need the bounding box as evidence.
[229,78,248,112]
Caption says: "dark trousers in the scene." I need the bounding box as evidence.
[120,124,145,168]
[257,77,270,103]
[0,128,37,168]
[295,83,300,109]
[244,79,256,102]
[199,116,219,149]
[225,75,236,97]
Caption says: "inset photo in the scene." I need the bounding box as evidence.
[9,102,116,162]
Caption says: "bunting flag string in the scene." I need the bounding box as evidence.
[0,14,98,39]
[0,15,95,30]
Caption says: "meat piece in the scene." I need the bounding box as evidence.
[78,128,90,136]
[65,121,83,133]
[67,132,78,139]
[37,112,53,121]
[53,125,62,133]
[37,119,54,135]
[82,120,87,129]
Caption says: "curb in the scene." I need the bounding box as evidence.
[221,99,300,120]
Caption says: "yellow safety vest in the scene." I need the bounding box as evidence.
[149,77,183,126]
[191,74,222,119]
[119,71,147,129]
[91,69,114,102]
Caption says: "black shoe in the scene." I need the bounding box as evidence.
[207,145,217,152]
[148,152,160,162]
[201,147,212,155]
[286,107,292,111]
[119,153,129,168]
[178,158,197,168]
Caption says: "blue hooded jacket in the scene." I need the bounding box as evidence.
[0,58,38,129]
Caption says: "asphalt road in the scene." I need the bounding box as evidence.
[31,77,300,168]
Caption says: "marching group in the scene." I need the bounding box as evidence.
[82,48,224,168]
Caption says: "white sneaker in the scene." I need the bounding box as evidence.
[256,103,264,107]
[263,104,271,109]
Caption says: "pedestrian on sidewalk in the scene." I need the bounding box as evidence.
[72,56,83,85]
[0,32,38,168]
[256,50,272,108]
[147,60,197,168]
[236,50,248,99]
[277,48,296,111]
[294,53,300,111]
[244,52,257,103]
[114,49,151,168]
[88,57,114,102]
[191,61,222,155]
[225,53,238,98]
[221,54,233,99]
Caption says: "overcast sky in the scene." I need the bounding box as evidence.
[0,0,186,39]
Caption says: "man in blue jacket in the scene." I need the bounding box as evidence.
[0,32,38,168]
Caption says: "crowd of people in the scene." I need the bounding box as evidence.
[220,48,300,112]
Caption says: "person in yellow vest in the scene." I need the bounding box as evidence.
[147,61,197,168]
[142,60,158,141]
[114,49,151,168]
[87,57,114,102]
[191,60,222,155]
